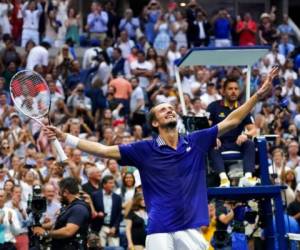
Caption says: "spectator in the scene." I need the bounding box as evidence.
[102,159,122,190]
[82,167,102,197]
[287,183,300,225]
[258,13,278,45]
[130,50,154,89]
[277,14,295,40]
[65,8,80,46]
[121,172,135,206]
[213,9,232,47]
[171,11,188,49]
[200,82,222,109]
[144,0,161,45]
[25,41,50,71]
[119,8,140,41]
[111,47,125,77]
[11,0,23,43]
[153,14,170,56]
[130,77,145,126]
[116,30,135,60]
[125,193,147,250]
[269,148,289,184]
[286,140,300,169]
[0,36,21,68]
[278,34,295,58]
[185,0,200,47]
[91,175,122,248]
[236,12,257,46]
[191,9,210,47]
[87,1,108,42]
[21,0,43,47]
[0,0,13,36]
[5,185,29,250]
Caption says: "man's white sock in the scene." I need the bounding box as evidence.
[245,172,252,178]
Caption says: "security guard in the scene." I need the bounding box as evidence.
[207,77,257,187]
[33,177,91,250]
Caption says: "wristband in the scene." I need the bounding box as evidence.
[65,134,80,148]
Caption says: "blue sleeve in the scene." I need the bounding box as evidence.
[67,205,90,226]
[118,141,148,168]
[189,125,218,152]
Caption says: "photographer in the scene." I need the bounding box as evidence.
[33,177,91,250]
[212,200,234,250]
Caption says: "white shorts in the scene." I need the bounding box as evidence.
[146,229,209,250]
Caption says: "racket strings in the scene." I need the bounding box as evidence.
[10,71,51,119]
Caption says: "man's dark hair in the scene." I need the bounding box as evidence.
[102,175,114,187]
[148,106,158,134]
[223,77,239,89]
[59,177,80,195]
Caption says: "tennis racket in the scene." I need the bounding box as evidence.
[10,70,68,162]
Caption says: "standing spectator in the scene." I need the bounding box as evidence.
[25,41,50,71]
[119,8,140,41]
[258,13,278,46]
[269,148,289,184]
[44,9,60,47]
[0,189,21,249]
[104,0,117,39]
[0,0,13,35]
[116,30,135,60]
[277,14,295,40]
[191,9,210,47]
[144,0,161,45]
[185,0,199,47]
[130,50,154,89]
[109,76,132,116]
[125,194,147,250]
[55,0,70,47]
[91,175,122,248]
[153,14,170,56]
[5,185,29,250]
[87,1,108,42]
[11,0,23,43]
[130,77,145,126]
[171,11,188,49]
[236,12,257,46]
[102,159,122,189]
[213,9,232,47]
[65,8,80,46]
[111,47,125,77]
[21,0,43,47]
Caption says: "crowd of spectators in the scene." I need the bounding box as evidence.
[0,0,299,249]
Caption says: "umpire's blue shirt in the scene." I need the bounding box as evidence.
[118,125,218,234]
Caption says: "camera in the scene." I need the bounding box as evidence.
[92,48,104,62]
[28,185,47,219]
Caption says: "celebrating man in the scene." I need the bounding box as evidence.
[44,67,278,250]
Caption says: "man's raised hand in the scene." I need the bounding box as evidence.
[257,66,279,100]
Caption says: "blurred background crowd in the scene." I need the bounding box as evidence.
[0,0,299,249]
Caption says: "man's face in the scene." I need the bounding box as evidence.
[152,103,177,131]
[44,186,55,202]
[60,189,69,205]
[108,160,118,173]
[90,169,101,182]
[103,180,115,193]
[224,82,240,102]
[12,187,22,202]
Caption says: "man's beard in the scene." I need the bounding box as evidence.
[161,121,177,130]
[60,196,69,206]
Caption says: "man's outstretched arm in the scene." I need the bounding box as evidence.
[217,66,279,137]
[44,126,121,160]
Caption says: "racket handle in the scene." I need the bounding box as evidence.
[52,139,68,162]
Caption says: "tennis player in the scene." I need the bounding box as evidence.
[44,67,278,250]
